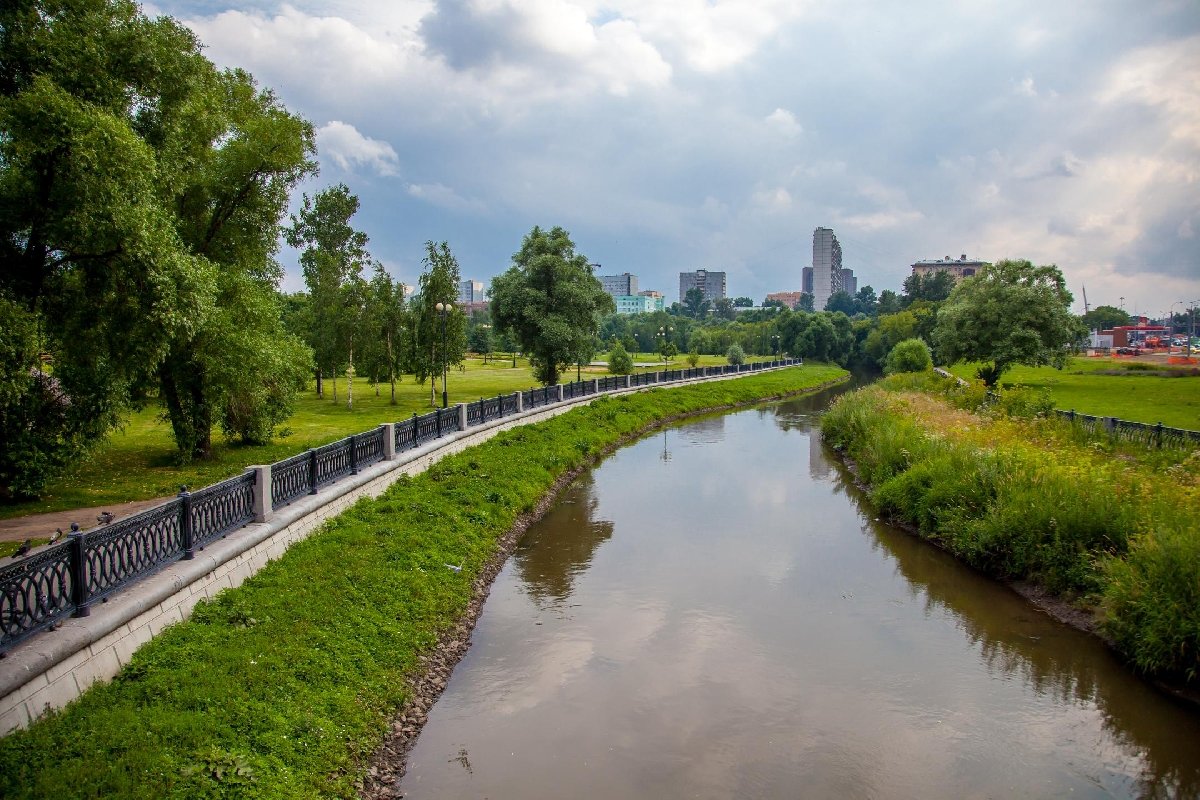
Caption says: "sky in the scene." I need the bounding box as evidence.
[145,0,1200,317]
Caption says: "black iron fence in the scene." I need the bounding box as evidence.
[1054,410,1200,449]
[0,359,799,651]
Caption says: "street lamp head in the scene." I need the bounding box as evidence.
[435,302,444,312]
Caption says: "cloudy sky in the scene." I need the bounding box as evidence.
[147,0,1199,316]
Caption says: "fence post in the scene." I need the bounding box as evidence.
[411,413,419,449]
[1068,409,1075,424]
[1104,417,1117,437]
[515,391,523,413]
[1155,422,1163,449]
[592,379,600,394]
[556,384,564,402]
[383,423,396,460]
[308,449,318,494]
[180,487,194,559]
[457,403,468,430]
[349,433,358,475]
[436,407,443,436]
[69,524,90,618]
[249,465,272,523]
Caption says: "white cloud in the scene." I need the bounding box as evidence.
[406,182,486,212]
[1100,35,1200,147]
[316,121,400,176]
[765,108,803,137]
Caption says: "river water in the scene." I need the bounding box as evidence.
[397,386,1200,798]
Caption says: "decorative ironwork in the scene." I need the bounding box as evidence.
[356,426,385,467]
[502,393,519,415]
[84,500,184,602]
[467,399,484,426]
[439,407,459,433]
[415,410,440,445]
[0,542,75,650]
[272,451,312,507]
[481,396,501,421]
[189,472,255,548]
[396,415,417,452]
[314,437,354,488]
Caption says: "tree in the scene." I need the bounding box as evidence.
[854,286,878,316]
[726,344,746,366]
[489,226,614,385]
[884,338,933,374]
[826,291,857,316]
[903,271,955,304]
[687,348,701,368]
[607,341,633,375]
[733,296,754,308]
[285,184,370,401]
[364,263,407,404]
[1,0,317,471]
[412,242,468,406]
[933,260,1085,386]
[797,292,815,312]
[714,296,737,321]
[877,289,903,315]
[1081,305,1130,332]
[683,287,711,318]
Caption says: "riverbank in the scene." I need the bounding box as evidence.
[820,373,1200,692]
[0,366,847,800]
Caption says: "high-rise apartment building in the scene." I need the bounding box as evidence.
[599,272,638,298]
[811,227,843,311]
[679,269,727,303]
[840,269,857,297]
[457,279,485,304]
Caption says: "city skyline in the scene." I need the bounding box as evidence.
[148,0,1200,317]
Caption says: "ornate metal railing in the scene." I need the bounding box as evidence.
[1056,410,1200,449]
[0,358,803,651]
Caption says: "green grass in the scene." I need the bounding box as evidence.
[0,365,846,800]
[822,375,1200,682]
[2,356,786,520]
[946,357,1200,430]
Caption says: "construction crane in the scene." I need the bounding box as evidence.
[1082,285,1090,315]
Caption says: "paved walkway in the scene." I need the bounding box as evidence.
[0,498,169,542]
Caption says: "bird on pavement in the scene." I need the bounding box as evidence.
[12,539,32,558]
[97,511,114,525]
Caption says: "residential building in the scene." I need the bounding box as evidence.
[638,290,666,312]
[600,272,638,298]
[679,269,727,304]
[811,227,843,311]
[801,267,813,294]
[910,254,986,282]
[840,269,857,297]
[615,295,658,314]
[458,279,485,304]
[766,291,806,309]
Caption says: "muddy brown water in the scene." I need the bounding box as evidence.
[396,387,1200,798]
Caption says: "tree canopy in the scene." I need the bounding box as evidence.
[933,260,1084,386]
[1081,304,1131,333]
[0,0,315,486]
[489,226,613,385]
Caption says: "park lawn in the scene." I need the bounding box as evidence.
[946,357,1200,430]
[0,360,544,520]
[0,356,788,520]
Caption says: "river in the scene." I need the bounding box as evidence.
[395,385,1200,798]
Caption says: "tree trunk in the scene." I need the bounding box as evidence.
[315,370,323,398]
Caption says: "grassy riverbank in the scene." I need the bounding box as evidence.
[821,373,1200,684]
[0,365,846,800]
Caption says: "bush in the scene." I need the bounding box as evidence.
[726,344,745,366]
[687,348,700,368]
[607,342,633,375]
[883,338,932,375]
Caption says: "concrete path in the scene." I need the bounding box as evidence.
[0,498,170,542]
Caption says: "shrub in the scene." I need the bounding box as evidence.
[883,338,932,375]
[726,344,745,366]
[607,342,633,375]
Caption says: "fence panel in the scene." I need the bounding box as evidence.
[356,427,386,467]
[314,438,354,488]
[83,500,184,603]
[272,451,312,507]
[501,394,519,415]
[0,543,75,650]
[190,472,255,548]
[415,411,440,445]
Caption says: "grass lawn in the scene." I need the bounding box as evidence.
[946,357,1200,430]
[0,355,783,520]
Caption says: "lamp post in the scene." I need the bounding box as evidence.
[435,301,451,408]
[771,335,780,358]
[657,326,673,366]
[1168,301,1183,354]
[1190,300,1199,358]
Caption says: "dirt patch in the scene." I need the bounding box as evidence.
[357,378,848,798]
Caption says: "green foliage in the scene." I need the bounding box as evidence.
[726,343,745,366]
[0,366,846,798]
[489,226,613,385]
[686,348,700,369]
[682,287,711,318]
[934,260,1085,387]
[883,338,932,374]
[412,242,468,406]
[607,341,633,375]
[822,383,1200,681]
[1081,305,1131,333]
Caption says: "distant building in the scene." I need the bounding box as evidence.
[766,291,806,309]
[811,227,843,311]
[801,267,813,294]
[458,279,485,304]
[638,290,666,312]
[600,273,638,298]
[679,269,727,303]
[910,254,986,282]
[840,269,857,297]
[615,295,658,314]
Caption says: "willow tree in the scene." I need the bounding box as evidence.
[489,226,614,386]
